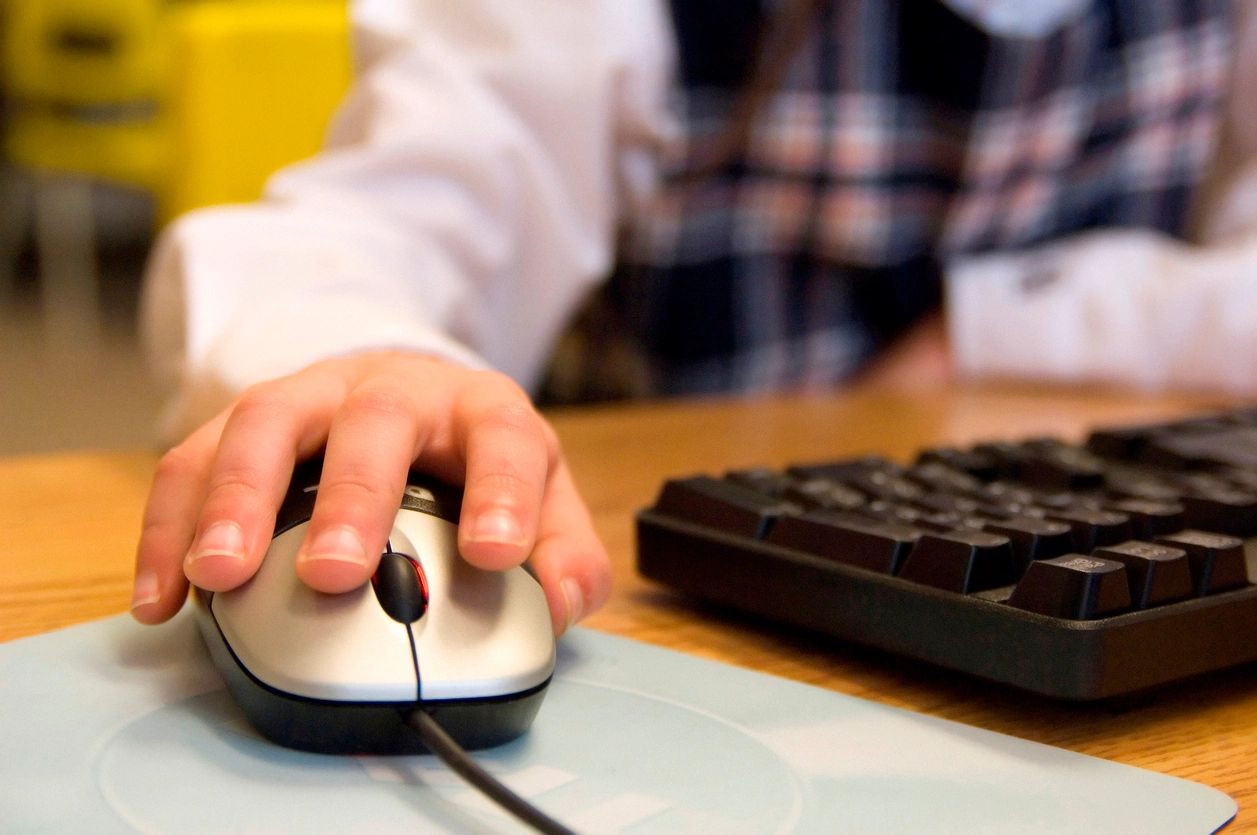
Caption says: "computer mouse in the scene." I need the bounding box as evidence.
[195,460,556,755]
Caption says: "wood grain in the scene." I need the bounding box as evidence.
[2,384,1253,828]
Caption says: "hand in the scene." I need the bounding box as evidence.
[129,351,611,635]
[857,313,953,391]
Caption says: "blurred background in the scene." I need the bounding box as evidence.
[1,0,351,454]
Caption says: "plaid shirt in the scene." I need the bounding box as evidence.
[546,0,1232,400]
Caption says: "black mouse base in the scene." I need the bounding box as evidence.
[197,602,549,755]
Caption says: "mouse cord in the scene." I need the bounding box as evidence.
[405,709,578,835]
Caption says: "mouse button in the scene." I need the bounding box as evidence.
[400,474,463,521]
[215,584,420,702]
[273,482,319,538]
[414,566,555,702]
[372,551,429,623]
[210,526,419,702]
[390,508,459,585]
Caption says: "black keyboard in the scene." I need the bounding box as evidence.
[635,408,1257,699]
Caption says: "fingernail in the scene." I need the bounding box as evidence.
[298,525,368,567]
[468,508,526,547]
[131,571,160,611]
[186,521,245,568]
[561,577,584,632]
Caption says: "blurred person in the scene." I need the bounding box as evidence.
[131,0,1257,632]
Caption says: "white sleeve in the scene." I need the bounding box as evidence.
[946,231,1257,393]
[946,0,1257,396]
[141,0,675,439]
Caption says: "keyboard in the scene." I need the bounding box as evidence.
[635,407,1257,699]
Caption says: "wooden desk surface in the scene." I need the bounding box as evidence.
[3,384,1254,828]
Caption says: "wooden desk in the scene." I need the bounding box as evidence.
[3,385,1254,828]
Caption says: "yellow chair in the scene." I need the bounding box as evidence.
[3,0,352,207]
[160,0,353,220]
[1,0,351,340]
[2,0,166,189]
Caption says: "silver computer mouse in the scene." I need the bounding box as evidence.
[195,463,556,754]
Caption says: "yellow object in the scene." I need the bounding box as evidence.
[2,0,165,105]
[1,0,352,217]
[159,0,353,221]
[2,0,167,189]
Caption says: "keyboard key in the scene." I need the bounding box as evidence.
[860,500,928,526]
[1146,425,1257,470]
[897,530,1017,593]
[1092,541,1193,609]
[1085,425,1153,461]
[904,461,985,494]
[724,467,796,497]
[653,476,798,539]
[915,447,1001,481]
[1156,530,1251,595]
[843,471,925,503]
[971,443,1031,480]
[1101,465,1183,501]
[1179,489,1257,537]
[1105,499,1185,539]
[1041,508,1131,551]
[765,511,921,574]
[1007,555,1131,619]
[979,516,1074,571]
[1216,466,1257,492]
[787,456,900,483]
[781,478,868,511]
[1018,440,1107,490]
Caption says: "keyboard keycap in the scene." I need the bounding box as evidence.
[1179,489,1257,537]
[905,461,985,494]
[897,530,1017,593]
[1018,440,1107,490]
[915,447,1001,481]
[653,476,798,539]
[781,478,867,512]
[979,516,1074,571]
[1092,541,1193,609]
[1104,499,1185,539]
[1041,508,1131,551]
[1007,555,1131,619]
[765,511,922,574]
[725,467,796,497]
[1156,530,1251,595]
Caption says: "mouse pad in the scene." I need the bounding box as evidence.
[0,613,1237,834]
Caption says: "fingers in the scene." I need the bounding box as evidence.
[188,370,347,586]
[295,379,429,593]
[130,351,612,637]
[452,374,556,572]
[130,367,345,624]
[130,415,225,624]
[527,459,611,635]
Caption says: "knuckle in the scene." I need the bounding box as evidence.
[153,443,199,485]
[461,390,544,439]
[342,386,413,424]
[467,468,533,501]
[536,415,561,459]
[318,465,398,506]
[204,464,268,506]
[230,382,294,425]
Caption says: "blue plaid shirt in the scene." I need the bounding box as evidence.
[585,0,1231,398]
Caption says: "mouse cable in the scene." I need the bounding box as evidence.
[406,709,579,835]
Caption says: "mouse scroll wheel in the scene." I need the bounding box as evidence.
[371,552,429,624]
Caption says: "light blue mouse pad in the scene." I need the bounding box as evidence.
[0,612,1237,834]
